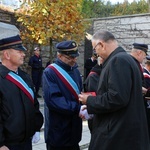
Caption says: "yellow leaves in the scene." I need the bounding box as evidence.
[59,34,65,38]
[28,27,34,31]
[16,0,88,45]
[38,39,43,44]
[17,18,23,22]
[42,8,48,15]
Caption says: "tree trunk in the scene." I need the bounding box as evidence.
[49,37,53,64]
[149,0,150,12]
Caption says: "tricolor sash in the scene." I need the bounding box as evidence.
[48,64,80,102]
[143,72,150,79]
[6,71,34,104]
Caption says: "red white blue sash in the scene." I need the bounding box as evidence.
[143,72,150,79]
[6,71,34,104]
[48,64,80,101]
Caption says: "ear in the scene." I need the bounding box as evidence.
[3,50,10,60]
[57,53,61,58]
[100,41,105,50]
[99,41,103,48]
[137,50,142,56]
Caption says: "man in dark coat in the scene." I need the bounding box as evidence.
[0,35,43,150]
[28,47,43,98]
[84,53,97,78]
[83,57,103,133]
[79,30,150,150]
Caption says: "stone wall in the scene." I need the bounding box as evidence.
[92,13,150,53]
[81,13,150,79]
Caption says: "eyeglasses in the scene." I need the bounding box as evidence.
[63,55,77,60]
[93,42,100,51]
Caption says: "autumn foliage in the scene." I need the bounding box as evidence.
[16,0,89,45]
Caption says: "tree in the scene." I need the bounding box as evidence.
[112,0,148,16]
[82,0,94,18]
[82,0,149,18]
[16,0,89,62]
[149,0,150,12]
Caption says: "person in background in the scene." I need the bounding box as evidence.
[143,55,150,139]
[84,52,97,78]
[42,40,88,150]
[130,43,149,98]
[0,35,43,150]
[143,56,150,89]
[130,43,147,85]
[83,56,104,133]
[79,30,150,150]
[28,47,43,98]
[130,43,150,141]
[84,56,103,93]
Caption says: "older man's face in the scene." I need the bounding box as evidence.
[7,49,25,67]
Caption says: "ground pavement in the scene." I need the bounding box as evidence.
[33,95,91,150]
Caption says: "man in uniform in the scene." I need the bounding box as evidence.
[28,47,43,98]
[0,35,43,150]
[42,40,85,150]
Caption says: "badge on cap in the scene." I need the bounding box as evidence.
[56,40,79,57]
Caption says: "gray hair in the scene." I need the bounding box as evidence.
[0,51,3,61]
[92,30,116,42]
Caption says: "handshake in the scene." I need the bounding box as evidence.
[79,105,93,120]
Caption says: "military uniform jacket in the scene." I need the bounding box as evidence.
[0,65,43,147]
[28,55,42,71]
[87,47,150,150]
[42,58,82,147]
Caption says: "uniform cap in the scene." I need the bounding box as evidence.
[133,43,148,55]
[56,40,79,57]
[34,47,40,51]
[0,35,26,51]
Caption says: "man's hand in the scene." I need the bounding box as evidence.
[142,87,147,94]
[78,93,91,105]
[79,105,87,119]
[32,132,40,143]
[79,105,93,120]
[0,146,9,150]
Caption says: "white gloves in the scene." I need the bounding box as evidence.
[79,105,93,120]
[32,132,40,143]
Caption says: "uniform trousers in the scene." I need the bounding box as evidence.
[32,70,42,93]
